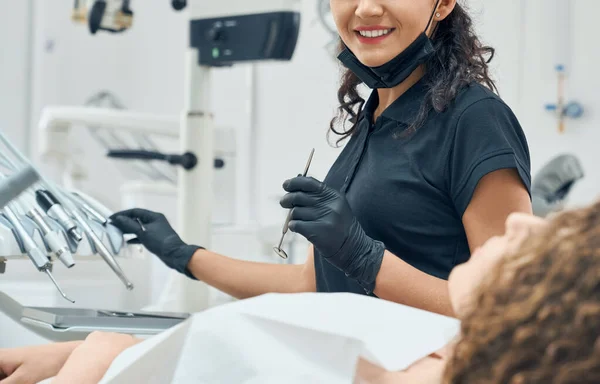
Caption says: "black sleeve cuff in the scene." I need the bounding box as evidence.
[453,150,531,216]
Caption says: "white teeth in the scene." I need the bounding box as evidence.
[358,29,391,38]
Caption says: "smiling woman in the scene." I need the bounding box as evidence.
[334,0,441,66]
[101,0,532,319]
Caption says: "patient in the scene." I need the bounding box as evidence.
[2,203,600,383]
[358,201,600,383]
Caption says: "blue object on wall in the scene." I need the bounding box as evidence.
[563,101,584,119]
[544,102,584,118]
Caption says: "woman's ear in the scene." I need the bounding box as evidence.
[436,0,457,21]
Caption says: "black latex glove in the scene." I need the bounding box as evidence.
[280,176,385,293]
[109,208,202,279]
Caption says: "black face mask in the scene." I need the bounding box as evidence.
[337,1,441,89]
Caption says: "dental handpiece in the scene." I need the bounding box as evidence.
[52,186,134,290]
[80,202,108,225]
[4,206,50,270]
[36,189,83,243]
[27,207,75,268]
[72,207,134,290]
[273,148,315,260]
[0,131,132,290]
[67,192,108,225]
[84,212,133,291]
[3,205,75,303]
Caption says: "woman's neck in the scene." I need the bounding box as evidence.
[373,65,426,122]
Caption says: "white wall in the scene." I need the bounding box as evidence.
[519,0,600,205]
[0,0,32,152]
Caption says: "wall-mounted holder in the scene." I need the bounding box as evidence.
[544,65,584,133]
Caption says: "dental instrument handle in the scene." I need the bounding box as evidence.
[276,214,290,249]
[26,207,52,234]
[281,210,293,237]
[80,202,108,224]
[44,269,75,303]
[53,186,134,289]
[0,131,133,289]
[3,206,51,270]
[273,149,315,260]
[27,207,75,268]
[71,207,134,290]
[0,132,84,237]
[301,148,315,177]
[282,149,314,235]
[36,189,83,242]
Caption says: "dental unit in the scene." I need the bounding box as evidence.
[0,0,302,341]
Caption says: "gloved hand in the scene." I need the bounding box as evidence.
[109,208,202,279]
[280,176,385,293]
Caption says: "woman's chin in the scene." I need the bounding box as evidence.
[353,52,396,68]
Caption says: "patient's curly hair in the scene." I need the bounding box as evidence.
[444,201,600,383]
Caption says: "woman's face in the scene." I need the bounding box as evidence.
[329,0,449,67]
[448,213,547,318]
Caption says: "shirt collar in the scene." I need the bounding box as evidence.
[361,78,428,125]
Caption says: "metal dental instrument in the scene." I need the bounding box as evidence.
[27,207,75,268]
[273,148,315,260]
[61,191,134,290]
[44,269,75,304]
[0,149,83,244]
[0,131,134,290]
[136,218,146,232]
[3,205,75,303]
[67,192,108,225]
[35,189,84,242]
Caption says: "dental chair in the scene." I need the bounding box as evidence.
[531,154,584,217]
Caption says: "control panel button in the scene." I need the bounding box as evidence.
[206,27,227,43]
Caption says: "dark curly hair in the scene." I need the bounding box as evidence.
[444,201,600,383]
[329,1,497,145]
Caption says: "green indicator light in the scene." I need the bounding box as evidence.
[212,47,220,58]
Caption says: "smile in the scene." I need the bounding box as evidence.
[356,29,393,38]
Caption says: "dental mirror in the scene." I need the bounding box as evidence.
[273,148,315,259]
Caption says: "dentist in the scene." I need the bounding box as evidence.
[111,0,531,317]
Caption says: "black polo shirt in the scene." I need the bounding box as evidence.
[315,79,531,294]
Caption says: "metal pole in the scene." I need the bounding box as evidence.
[157,48,214,312]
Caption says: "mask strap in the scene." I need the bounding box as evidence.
[424,0,442,34]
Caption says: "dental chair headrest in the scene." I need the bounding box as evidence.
[531,154,584,217]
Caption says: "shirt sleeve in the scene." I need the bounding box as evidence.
[449,97,531,216]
